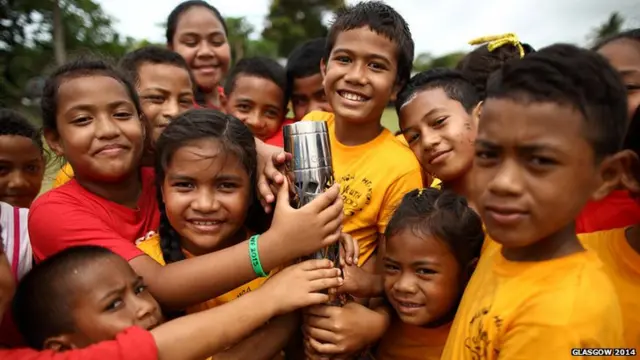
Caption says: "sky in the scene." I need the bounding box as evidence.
[97,0,640,57]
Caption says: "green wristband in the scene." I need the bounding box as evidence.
[249,234,268,277]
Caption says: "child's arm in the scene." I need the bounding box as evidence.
[130,181,344,310]
[214,312,298,360]
[152,259,343,360]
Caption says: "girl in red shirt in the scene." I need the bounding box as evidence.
[28,57,348,314]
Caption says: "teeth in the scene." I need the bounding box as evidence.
[192,221,220,226]
[399,301,421,308]
[340,91,366,102]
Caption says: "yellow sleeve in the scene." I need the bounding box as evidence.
[430,178,442,189]
[377,167,423,233]
[53,163,74,189]
[137,234,167,266]
[395,134,409,146]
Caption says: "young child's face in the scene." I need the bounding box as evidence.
[0,245,15,324]
[63,254,162,348]
[137,63,195,143]
[321,27,398,124]
[400,88,477,182]
[472,99,601,248]
[598,39,640,121]
[0,136,44,208]
[170,6,231,92]
[46,76,144,183]
[162,138,252,255]
[224,75,285,141]
[383,229,462,326]
[291,73,332,121]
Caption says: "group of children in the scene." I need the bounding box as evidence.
[0,0,639,359]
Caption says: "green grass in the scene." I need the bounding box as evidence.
[381,107,399,133]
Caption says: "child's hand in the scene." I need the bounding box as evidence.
[303,302,389,356]
[267,178,343,261]
[261,259,343,316]
[336,264,375,298]
[256,143,291,214]
[339,233,359,267]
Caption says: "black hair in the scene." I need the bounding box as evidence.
[166,0,228,45]
[154,108,268,264]
[119,46,194,86]
[12,246,117,349]
[326,1,414,86]
[593,28,640,51]
[224,57,288,109]
[486,44,627,158]
[40,56,143,132]
[456,42,535,99]
[395,68,480,115]
[286,38,326,93]
[385,188,484,269]
[625,105,640,155]
[0,109,45,154]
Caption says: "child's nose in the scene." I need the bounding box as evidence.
[6,171,30,191]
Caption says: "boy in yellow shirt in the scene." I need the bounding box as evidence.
[396,68,480,196]
[442,44,627,359]
[300,2,422,357]
[579,106,640,355]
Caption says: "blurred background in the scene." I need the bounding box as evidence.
[1,0,639,123]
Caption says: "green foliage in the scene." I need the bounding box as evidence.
[412,51,466,73]
[262,0,344,58]
[590,12,625,47]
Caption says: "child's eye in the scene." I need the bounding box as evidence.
[144,95,165,104]
[417,268,437,275]
[334,56,351,64]
[134,284,148,295]
[172,181,195,190]
[180,97,194,107]
[369,62,385,71]
[626,84,640,92]
[218,182,238,191]
[72,116,91,125]
[0,164,10,175]
[265,109,280,118]
[529,156,556,167]
[433,117,448,126]
[106,298,124,311]
[113,112,133,120]
[475,149,498,161]
[25,164,41,173]
[236,104,251,112]
[384,263,399,272]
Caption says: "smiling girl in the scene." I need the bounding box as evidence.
[167,1,231,109]
[28,57,346,313]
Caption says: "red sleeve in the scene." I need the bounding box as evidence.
[28,193,143,262]
[0,327,157,360]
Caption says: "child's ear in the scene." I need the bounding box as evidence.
[43,334,76,352]
[389,82,402,102]
[472,101,483,123]
[620,150,640,195]
[591,150,635,201]
[320,58,327,87]
[43,129,64,157]
[220,93,228,109]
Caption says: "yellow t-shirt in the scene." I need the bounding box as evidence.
[302,111,422,265]
[395,133,408,146]
[137,234,272,313]
[580,228,640,352]
[53,162,74,188]
[376,321,450,360]
[441,243,624,359]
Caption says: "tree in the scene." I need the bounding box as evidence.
[225,16,254,61]
[413,52,433,73]
[430,52,466,69]
[590,12,624,46]
[262,0,344,58]
[0,0,131,108]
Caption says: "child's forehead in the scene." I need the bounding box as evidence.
[332,26,399,59]
[138,62,190,78]
[233,75,283,96]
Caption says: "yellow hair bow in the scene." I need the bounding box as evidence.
[468,33,525,58]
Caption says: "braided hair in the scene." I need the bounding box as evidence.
[154,108,267,264]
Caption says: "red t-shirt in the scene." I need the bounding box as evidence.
[264,118,295,148]
[0,327,157,360]
[576,190,640,234]
[28,168,160,262]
